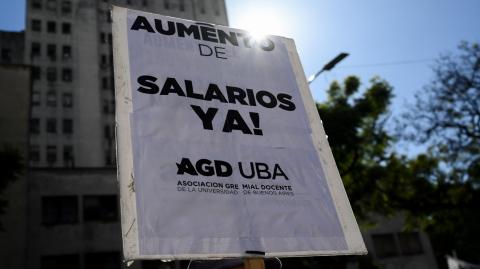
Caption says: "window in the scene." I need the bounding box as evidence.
[108,33,112,44]
[83,195,118,222]
[61,0,72,14]
[102,77,109,90]
[126,0,131,4]
[42,196,78,225]
[47,21,56,33]
[30,145,40,162]
[46,145,57,165]
[84,252,120,269]
[30,118,40,134]
[100,32,106,44]
[62,93,72,107]
[46,0,57,11]
[101,54,108,68]
[32,91,41,106]
[1,49,12,62]
[398,232,423,255]
[32,19,42,32]
[47,91,57,107]
[62,45,71,59]
[63,145,74,167]
[31,42,41,57]
[47,67,57,82]
[41,254,79,269]
[62,22,71,34]
[47,44,56,61]
[32,66,41,80]
[103,99,109,114]
[62,68,72,82]
[372,233,399,258]
[104,125,111,139]
[32,0,42,9]
[63,119,73,134]
[142,0,148,7]
[164,0,170,10]
[47,118,57,133]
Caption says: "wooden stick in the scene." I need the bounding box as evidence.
[244,258,265,269]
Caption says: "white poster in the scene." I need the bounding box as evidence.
[113,6,366,260]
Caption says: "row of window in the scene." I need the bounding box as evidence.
[32,66,73,82]
[31,42,72,61]
[30,118,73,134]
[30,144,73,166]
[31,0,72,15]
[371,232,424,258]
[41,252,120,269]
[32,91,72,108]
[31,19,71,34]
[42,195,118,225]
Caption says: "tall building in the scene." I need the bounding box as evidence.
[17,1,228,269]
[25,0,228,168]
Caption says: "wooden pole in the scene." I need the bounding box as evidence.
[243,258,265,269]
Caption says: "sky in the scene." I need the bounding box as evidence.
[0,0,479,114]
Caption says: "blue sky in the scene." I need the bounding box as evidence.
[1,0,479,114]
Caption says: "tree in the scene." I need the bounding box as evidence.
[0,146,23,231]
[402,41,480,183]
[400,41,480,265]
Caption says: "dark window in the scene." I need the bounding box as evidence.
[47,118,57,133]
[62,45,71,59]
[46,145,57,164]
[62,68,72,82]
[31,42,41,57]
[62,93,73,108]
[30,145,40,162]
[32,19,42,32]
[398,232,423,255]
[83,195,118,222]
[30,118,40,134]
[104,125,111,139]
[164,0,170,9]
[1,49,12,62]
[32,0,42,9]
[102,99,109,114]
[100,32,106,44]
[142,0,148,7]
[372,233,399,258]
[32,66,41,80]
[126,0,131,5]
[47,67,57,82]
[62,22,71,34]
[47,91,57,107]
[102,77,109,90]
[32,91,41,106]
[106,11,112,23]
[63,118,73,134]
[47,21,56,33]
[101,54,107,68]
[108,33,112,44]
[42,196,78,225]
[63,145,74,167]
[47,44,56,61]
[41,254,79,269]
[84,252,120,269]
[61,0,72,14]
[46,0,57,11]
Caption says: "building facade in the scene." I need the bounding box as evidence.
[25,0,228,168]
[19,1,228,269]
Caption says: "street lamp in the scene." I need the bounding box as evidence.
[307,52,349,84]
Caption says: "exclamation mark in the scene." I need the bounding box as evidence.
[249,112,263,136]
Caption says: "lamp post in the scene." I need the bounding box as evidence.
[307,52,349,84]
